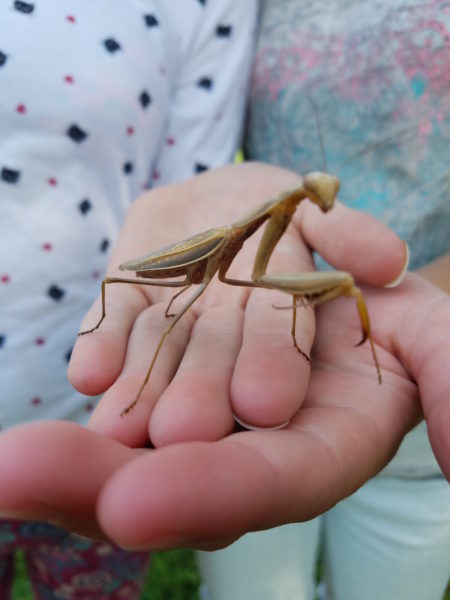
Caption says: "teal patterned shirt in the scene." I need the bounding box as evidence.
[246,0,450,270]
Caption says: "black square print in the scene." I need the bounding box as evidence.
[1,167,20,184]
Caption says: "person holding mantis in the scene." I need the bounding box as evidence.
[198,2,450,599]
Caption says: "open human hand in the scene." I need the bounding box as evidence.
[68,162,406,446]
[0,162,448,549]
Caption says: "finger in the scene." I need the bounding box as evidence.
[148,304,242,447]
[230,231,315,428]
[296,200,408,286]
[0,421,137,539]
[97,383,419,550]
[88,302,194,448]
[383,275,450,478]
[68,280,149,396]
[230,288,313,428]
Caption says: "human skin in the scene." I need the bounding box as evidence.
[0,162,448,549]
[417,252,450,294]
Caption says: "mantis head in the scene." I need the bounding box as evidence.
[303,172,340,212]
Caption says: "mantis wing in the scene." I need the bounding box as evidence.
[119,226,229,277]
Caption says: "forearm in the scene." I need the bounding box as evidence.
[415,252,450,294]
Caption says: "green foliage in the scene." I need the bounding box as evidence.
[140,549,201,600]
[11,551,32,600]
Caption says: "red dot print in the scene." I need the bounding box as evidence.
[1,274,10,283]
[166,136,175,146]
[35,337,45,346]
[31,397,42,406]
[66,15,76,23]
[64,75,74,84]
[42,242,53,251]
[16,103,26,114]
[126,126,135,136]
[48,177,58,186]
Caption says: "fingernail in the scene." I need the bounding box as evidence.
[232,412,290,431]
[384,241,410,288]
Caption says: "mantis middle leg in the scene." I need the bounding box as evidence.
[121,278,212,415]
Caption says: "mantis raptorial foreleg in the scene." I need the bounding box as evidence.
[217,197,315,363]
[221,195,381,382]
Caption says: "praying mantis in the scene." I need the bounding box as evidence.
[79,171,381,416]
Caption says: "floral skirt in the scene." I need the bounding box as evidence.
[0,520,150,599]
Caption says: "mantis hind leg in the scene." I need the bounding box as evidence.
[165,284,193,317]
[121,277,214,416]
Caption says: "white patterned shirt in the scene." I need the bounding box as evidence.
[0,0,257,428]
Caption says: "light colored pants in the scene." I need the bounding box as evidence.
[198,476,450,600]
